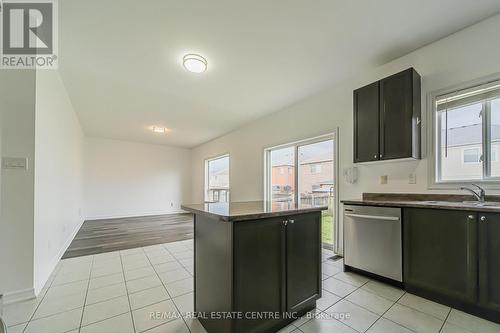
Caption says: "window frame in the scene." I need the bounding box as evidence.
[204,154,230,203]
[428,73,500,188]
[264,134,335,202]
[263,132,340,253]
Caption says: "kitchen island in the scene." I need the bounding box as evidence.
[181,201,328,333]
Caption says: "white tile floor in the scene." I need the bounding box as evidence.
[3,242,500,333]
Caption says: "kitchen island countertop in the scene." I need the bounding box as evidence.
[181,201,327,222]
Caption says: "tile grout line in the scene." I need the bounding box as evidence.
[326,267,466,333]
[294,273,370,331]
[77,255,95,333]
[438,308,452,333]
[159,243,195,332]
[319,270,421,333]
[323,278,373,333]
[14,242,188,333]
[141,244,190,333]
[120,248,138,333]
[20,259,70,333]
[73,245,193,331]
[363,291,418,333]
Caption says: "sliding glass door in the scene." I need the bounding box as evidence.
[298,140,335,249]
[269,146,295,203]
[266,135,337,251]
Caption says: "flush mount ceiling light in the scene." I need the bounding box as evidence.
[183,53,207,73]
[152,126,168,134]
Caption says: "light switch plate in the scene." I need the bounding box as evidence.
[2,157,28,170]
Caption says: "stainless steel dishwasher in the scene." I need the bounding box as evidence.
[344,205,402,282]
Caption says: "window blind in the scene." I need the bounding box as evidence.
[436,81,500,112]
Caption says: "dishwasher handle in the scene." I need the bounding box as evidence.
[345,213,400,221]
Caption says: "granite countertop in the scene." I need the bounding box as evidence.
[342,193,500,212]
[181,201,328,222]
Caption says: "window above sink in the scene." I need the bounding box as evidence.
[430,75,500,187]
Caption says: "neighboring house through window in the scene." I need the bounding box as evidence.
[310,164,322,174]
[463,148,481,163]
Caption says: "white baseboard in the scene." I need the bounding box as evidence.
[34,218,85,295]
[84,209,189,221]
[3,288,36,305]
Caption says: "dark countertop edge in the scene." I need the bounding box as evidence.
[341,199,500,213]
[180,205,328,222]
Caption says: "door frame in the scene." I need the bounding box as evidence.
[263,130,340,253]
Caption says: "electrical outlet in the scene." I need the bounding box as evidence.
[380,175,388,185]
[170,202,174,207]
[409,173,417,184]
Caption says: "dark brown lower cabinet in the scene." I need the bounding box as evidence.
[233,217,284,333]
[403,209,478,305]
[478,213,500,317]
[286,214,321,313]
[403,208,500,323]
[195,212,321,333]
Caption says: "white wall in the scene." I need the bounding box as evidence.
[0,71,36,302]
[33,70,85,294]
[190,14,500,248]
[84,138,191,219]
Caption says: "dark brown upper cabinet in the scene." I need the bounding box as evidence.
[353,68,421,163]
[353,82,380,162]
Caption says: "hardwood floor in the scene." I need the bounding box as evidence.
[62,213,194,259]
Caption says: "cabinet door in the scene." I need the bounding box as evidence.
[379,69,418,160]
[286,212,321,313]
[403,208,478,305]
[478,213,500,315]
[233,217,285,333]
[353,82,379,162]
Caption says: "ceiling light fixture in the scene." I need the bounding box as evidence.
[152,126,168,134]
[183,53,207,73]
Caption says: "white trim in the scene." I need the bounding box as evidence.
[332,129,341,254]
[2,288,36,305]
[34,217,85,294]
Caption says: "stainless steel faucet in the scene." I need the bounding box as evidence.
[460,184,486,202]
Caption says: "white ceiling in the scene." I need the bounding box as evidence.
[59,0,500,148]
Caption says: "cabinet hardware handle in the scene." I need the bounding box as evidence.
[480,216,486,222]
[416,117,421,125]
[345,213,400,221]
[283,220,288,226]
[289,219,295,224]
[380,154,383,158]
[468,215,474,220]
[373,155,377,159]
